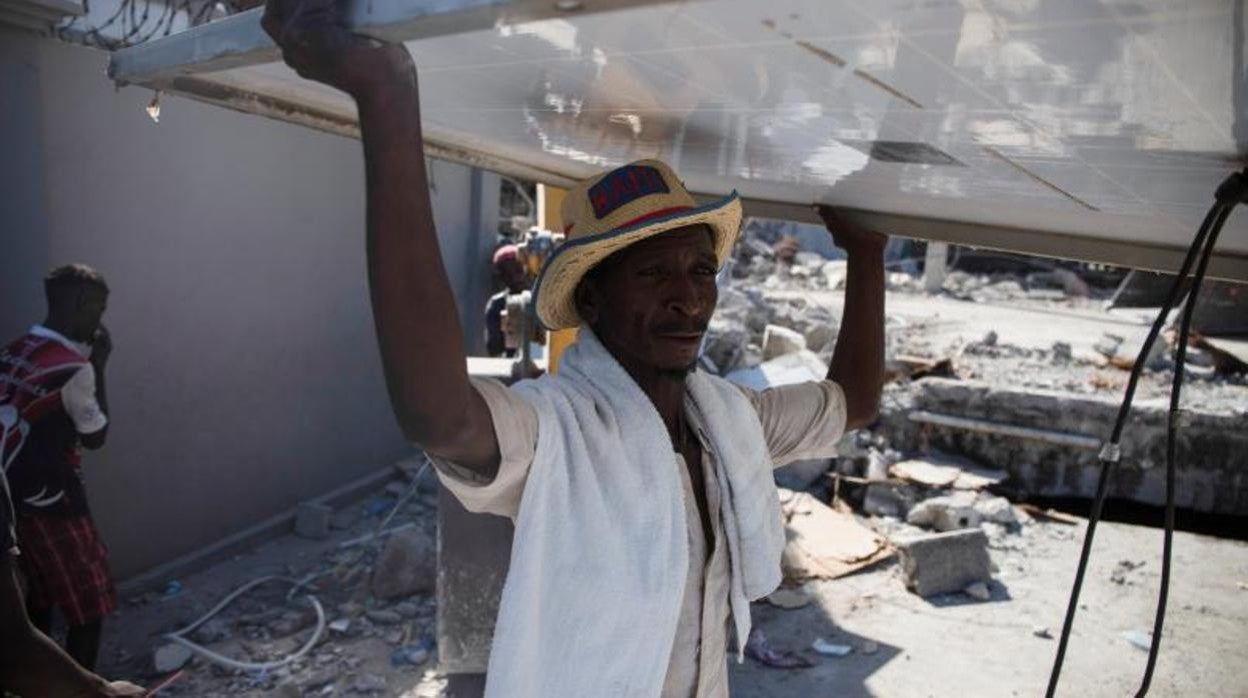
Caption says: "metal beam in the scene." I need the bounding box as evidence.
[109,0,676,85]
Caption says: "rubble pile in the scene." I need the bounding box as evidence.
[121,459,447,697]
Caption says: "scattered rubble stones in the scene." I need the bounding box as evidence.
[366,609,404,625]
[372,529,437,600]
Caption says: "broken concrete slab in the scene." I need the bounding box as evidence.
[295,502,333,541]
[888,454,1006,491]
[779,488,892,581]
[895,528,992,597]
[372,529,436,600]
[889,459,961,488]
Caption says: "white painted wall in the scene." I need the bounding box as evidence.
[0,29,500,578]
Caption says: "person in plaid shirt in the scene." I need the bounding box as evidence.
[1,264,118,673]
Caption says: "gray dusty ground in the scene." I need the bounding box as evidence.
[729,519,1248,698]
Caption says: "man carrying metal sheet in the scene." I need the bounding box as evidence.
[263,1,885,695]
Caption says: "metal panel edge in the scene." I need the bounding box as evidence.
[129,78,1248,283]
[736,197,1248,283]
[109,0,678,85]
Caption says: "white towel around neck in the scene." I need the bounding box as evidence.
[484,329,785,698]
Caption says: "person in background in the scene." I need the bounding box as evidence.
[484,244,529,357]
[0,264,118,673]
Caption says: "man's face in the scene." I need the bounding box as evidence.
[72,285,108,342]
[579,225,719,374]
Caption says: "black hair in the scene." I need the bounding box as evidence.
[44,264,108,307]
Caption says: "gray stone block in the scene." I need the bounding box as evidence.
[896,528,992,597]
[372,528,436,600]
[295,502,332,540]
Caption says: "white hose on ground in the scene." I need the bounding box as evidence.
[157,457,431,674]
[161,575,326,673]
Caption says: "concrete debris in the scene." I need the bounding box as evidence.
[865,449,891,481]
[973,496,1019,525]
[811,638,853,657]
[296,502,334,541]
[1051,341,1073,363]
[365,609,403,625]
[889,459,961,488]
[727,350,827,392]
[895,529,993,597]
[963,581,991,601]
[153,642,194,673]
[328,618,352,634]
[906,492,982,532]
[372,529,437,600]
[804,322,838,354]
[862,481,921,519]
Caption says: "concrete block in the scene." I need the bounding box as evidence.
[372,529,436,600]
[896,528,992,597]
[863,481,920,519]
[762,324,807,360]
[907,493,982,532]
[295,502,333,540]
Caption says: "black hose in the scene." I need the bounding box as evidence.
[1045,166,1247,696]
[1135,203,1234,697]
[1043,201,1227,697]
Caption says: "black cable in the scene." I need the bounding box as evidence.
[1045,168,1247,696]
[1044,199,1229,697]
[1135,202,1235,696]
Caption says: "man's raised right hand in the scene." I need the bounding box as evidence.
[261,0,413,100]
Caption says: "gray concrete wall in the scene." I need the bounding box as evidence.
[0,29,499,578]
[881,378,1248,515]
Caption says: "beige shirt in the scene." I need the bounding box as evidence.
[436,376,848,697]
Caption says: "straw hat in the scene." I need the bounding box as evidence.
[533,159,742,330]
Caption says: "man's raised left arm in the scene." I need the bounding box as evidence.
[819,206,886,430]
